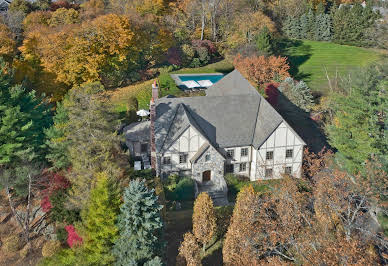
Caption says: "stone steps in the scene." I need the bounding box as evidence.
[198,189,229,206]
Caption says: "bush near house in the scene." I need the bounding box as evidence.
[164,175,195,202]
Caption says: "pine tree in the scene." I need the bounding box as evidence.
[80,172,121,265]
[192,192,217,251]
[113,179,163,266]
[0,58,52,193]
[256,26,272,55]
[64,82,123,209]
[45,101,71,170]
[299,13,309,39]
[278,77,314,112]
[326,63,388,174]
[306,9,316,40]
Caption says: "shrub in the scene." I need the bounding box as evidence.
[278,77,314,112]
[56,226,68,244]
[42,240,62,257]
[3,235,22,252]
[64,225,82,248]
[175,177,195,201]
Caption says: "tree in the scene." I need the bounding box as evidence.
[80,172,121,265]
[0,24,16,59]
[278,77,314,112]
[113,179,164,265]
[45,101,71,170]
[227,10,276,48]
[256,26,272,55]
[326,62,388,174]
[192,192,216,251]
[233,54,290,87]
[8,0,32,14]
[0,59,52,168]
[223,185,260,265]
[178,232,202,266]
[48,8,80,26]
[64,82,123,209]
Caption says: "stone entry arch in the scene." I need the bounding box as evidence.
[202,170,211,182]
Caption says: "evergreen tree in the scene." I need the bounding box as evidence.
[278,77,314,112]
[299,13,309,39]
[315,13,332,41]
[306,9,316,40]
[192,192,217,251]
[45,101,71,170]
[0,58,52,193]
[113,179,163,266]
[80,172,121,265]
[326,63,388,174]
[64,82,123,209]
[256,26,272,55]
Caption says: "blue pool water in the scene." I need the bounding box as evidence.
[178,74,224,84]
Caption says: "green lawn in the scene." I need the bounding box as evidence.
[279,40,384,94]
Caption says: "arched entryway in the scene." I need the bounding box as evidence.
[202,170,211,182]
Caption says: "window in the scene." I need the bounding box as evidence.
[265,168,273,178]
[226,149,235,159]
[241,148,248,157]
[179,153,188,164]
[205,154,211,162]
[286,149,293,158]
[266,151,274,160]
[239,163,247,172]
[141,143,148,153]
[285,166,292,175]
[163,156,171,165]
[225,164,234,173]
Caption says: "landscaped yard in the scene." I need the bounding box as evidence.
[279,40,385,94]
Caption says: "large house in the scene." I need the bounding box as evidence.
[124,70,305,193]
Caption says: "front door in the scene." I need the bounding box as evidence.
[202,170,211,182]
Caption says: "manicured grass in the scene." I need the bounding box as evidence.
[279,40,384,94]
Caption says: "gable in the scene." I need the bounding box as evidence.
[164,125,207,154]
[258,121,305,150]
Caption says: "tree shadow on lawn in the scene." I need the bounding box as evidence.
[275,39,312,82]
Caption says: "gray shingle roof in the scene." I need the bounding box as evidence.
[124,121,150,142]
[206,69,258,97]
[155,70,305,152]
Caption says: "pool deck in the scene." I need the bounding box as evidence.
[170,73,224,91]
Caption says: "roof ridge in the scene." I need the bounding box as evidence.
[159,103,185,152]
[251,94,262,145]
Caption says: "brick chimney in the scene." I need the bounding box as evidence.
[150,81,158,171]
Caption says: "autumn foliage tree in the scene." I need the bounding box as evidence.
[192,192,217,251]
[0,24,16,60]
[234,54,290,87]
[177,232,202,266]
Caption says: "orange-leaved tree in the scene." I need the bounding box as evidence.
[234,54,290,87]
[223,185,261,265]
[192,192,217,252]
[177,232,202,266]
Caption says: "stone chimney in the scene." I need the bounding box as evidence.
[150,81,158,171]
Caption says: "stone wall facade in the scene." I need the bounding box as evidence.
[191,146,226,191]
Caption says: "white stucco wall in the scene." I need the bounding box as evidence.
[224,146,252,176]
[160,126,206,174]
[253,122,304,181]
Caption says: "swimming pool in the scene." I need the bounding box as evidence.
[170,73,224,90]
[178,74,224,84]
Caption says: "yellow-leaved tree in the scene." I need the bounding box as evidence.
[0,24,16,60]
